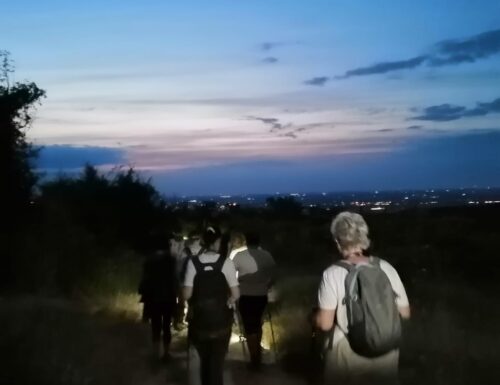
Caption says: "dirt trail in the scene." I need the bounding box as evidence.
[0,297,306,385]
[158,329,306,385]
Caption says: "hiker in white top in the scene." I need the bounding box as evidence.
[315,212,410,385]
[182,226,239,385]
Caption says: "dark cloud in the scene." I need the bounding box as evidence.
[37,145,125,170]
[247,116,332,138]
[304,76,330,86]
[336,56,428,80]
[246,116,290,132]
[411,97,500,122]
[262,56,279,64]
[407,125,423,130]
[331,28,500,80]
[260,42,284,51]
[412,104,467,122]
[376,128,395,133]
[430,29,500,66]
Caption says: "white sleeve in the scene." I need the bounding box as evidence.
[381,261,409,307]
[318,269,338,310]
[222,259,239,288]
[183,259,196,287]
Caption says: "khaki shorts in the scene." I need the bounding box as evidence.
[324,336,399,385]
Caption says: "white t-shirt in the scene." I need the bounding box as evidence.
[318,258,409,346]
[183,251,239,288]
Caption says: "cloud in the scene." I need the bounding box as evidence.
[376,128,394,133]
[407,125,423,130]
[247,116,334,138]
[412,104,467,122]
[337,56,428,80]
[262,56,279,64]
[260,41,286,51]
[152,131,500,195]
[304,76,330,86]
[246,116,291,132]
[332,28,500,80]
[411,97,500,122]
[37,145,126,170]
[430,29,500,66]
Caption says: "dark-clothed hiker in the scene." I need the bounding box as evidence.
[231,231,276,370]
[182,226,239,385]
[139,238,177,362]
[315,212,410,385]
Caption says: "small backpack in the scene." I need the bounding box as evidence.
[335,257,401,357]
[189,254,233,340]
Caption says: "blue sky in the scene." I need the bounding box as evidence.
[3,0,500,195]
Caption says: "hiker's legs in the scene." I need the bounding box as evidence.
[239,295,268,367]
[149,303,162,358]
[194,333,230,385]
[161,302,174,353]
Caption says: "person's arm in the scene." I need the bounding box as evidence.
[381,261,411,320]
[182,286,193,302]
[399,305,411,319]
[315,269,338,331]
[223,259,240,305]
[315,308,335,331]
[228,285,240,305]
[181,259,196,302]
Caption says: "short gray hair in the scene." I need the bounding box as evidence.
[330,211,371,250]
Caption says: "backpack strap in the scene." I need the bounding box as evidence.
[213,254,226,271]
[369,256,381,267]
[191,253,225,273]
[334,260,354,272]
[191,255,204,273]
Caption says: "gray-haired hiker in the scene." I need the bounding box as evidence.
[182,226,240,385]
[315,212,410,384]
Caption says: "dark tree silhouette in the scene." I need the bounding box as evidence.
[1,51,45,288]
[0,51,45,215]
[266,196,303,217]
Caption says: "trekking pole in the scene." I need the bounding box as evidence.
[267,306,279,363]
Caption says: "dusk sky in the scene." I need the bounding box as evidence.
[3,0,500,195]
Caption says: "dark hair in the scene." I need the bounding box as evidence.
[202,226,221,249]
[245,231,260,247]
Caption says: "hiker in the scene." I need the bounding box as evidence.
[172,230,202,330]
[228,231,246,260]
[138,233,177,362]
[182,226,239,385]
[231,231,276,370]
[315,211,410,384]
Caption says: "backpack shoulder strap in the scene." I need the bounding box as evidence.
[191,255,204,273]
[369,256,381,267]
[334,260,354,272]
[213,254,226,271]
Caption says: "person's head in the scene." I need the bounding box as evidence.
[330,211,370,258]
[230,231,246,249]
[201,226,222,252]
[244,231,260,248]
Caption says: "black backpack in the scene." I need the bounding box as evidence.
[189,254,233,340]
[335,257,401,357]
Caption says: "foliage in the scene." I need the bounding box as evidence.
[266,196,303,217]
[0,51,46,288]
[0,50,45,214]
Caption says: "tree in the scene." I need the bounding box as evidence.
[266,196,303,217]
[1,51,45,289]
[0,50,45,216]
